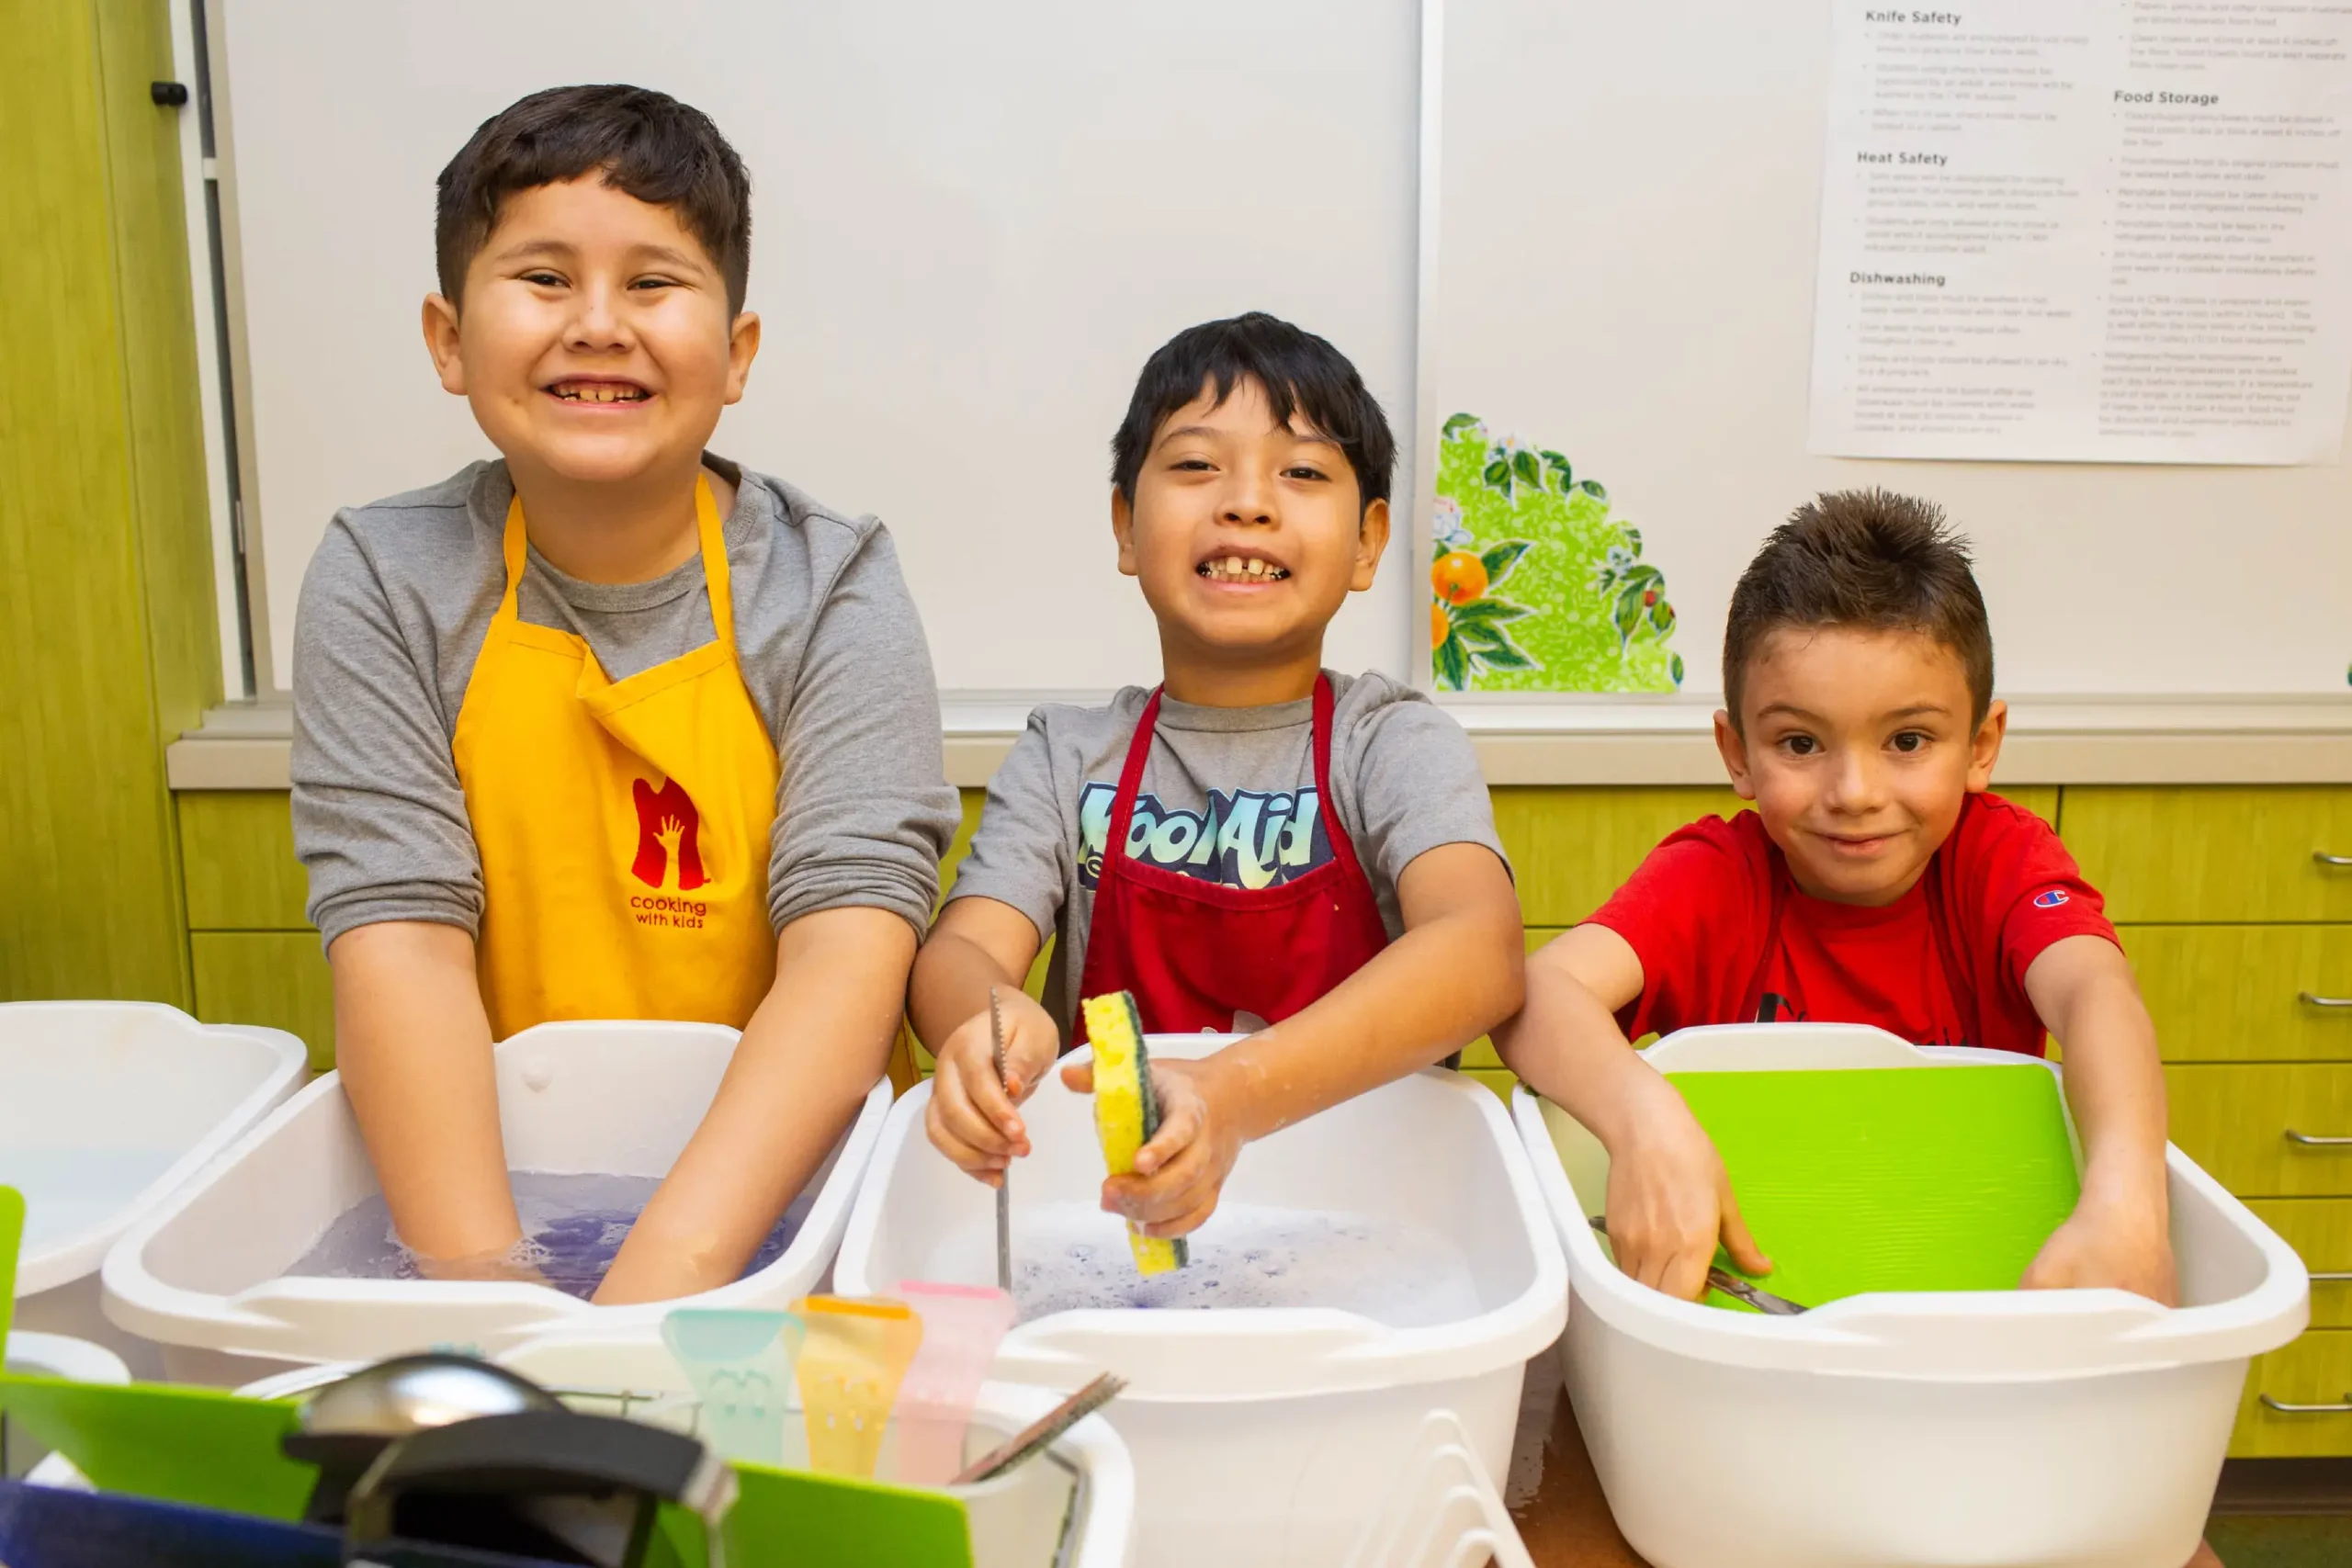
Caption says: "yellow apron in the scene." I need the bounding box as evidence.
[452,475,779,1039]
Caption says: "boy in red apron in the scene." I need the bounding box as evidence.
[291,87,956,1303]
[1496,494,2178,1313]
[907,313,1523,1242]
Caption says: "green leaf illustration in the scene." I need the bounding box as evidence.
[1435,631,1471,691]
[1578,479,1607,500]
[1671,652,1687,686]
[1623,526,1644,558]
[1511,450,1542,490]
[1543,452,1573,491]
[1452,598,1532,626]
[1480,540,1532,586]
[1475,639,1535,670]
[1442,412,1483,438]
[1483,457,1512,492]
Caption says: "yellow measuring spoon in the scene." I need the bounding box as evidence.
[793,1295,924,1478]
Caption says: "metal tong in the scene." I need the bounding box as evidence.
[989,986,1012,1294]
[1587,1216,1808,1315]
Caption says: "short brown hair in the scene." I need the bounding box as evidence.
[1723,490,1993,728]
[435,85,752,316]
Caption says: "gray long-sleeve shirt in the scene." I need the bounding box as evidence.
[290,456,959,949]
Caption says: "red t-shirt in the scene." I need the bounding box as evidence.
[1589,794,2118,1055]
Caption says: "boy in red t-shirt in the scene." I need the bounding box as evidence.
[1496,491,2177,1310]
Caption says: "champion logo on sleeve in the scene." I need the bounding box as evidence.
[2033,888,2071,908]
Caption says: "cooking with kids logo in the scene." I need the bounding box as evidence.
[628,776,709,928]
[1078,783,1333,891]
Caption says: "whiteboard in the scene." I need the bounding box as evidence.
[213,0,1419,695]
[1422,0,2352,699]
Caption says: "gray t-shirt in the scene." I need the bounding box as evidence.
[947,671,1507,1033]
[290,456,960,948]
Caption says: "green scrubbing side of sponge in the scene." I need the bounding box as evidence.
[1081,990,1189,1277]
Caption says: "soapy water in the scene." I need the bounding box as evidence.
[289,1172,812,1301]
[0,1147,187,1252]
[961,1201,1487,1328]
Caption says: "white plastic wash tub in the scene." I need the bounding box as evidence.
[1514,1022,2310,1568]
[3,1003,308,1379]
[100,1021,891,1384]
[218,1338,1137,1568]
[832,1033,1568,1568]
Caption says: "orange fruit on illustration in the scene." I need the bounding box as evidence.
[1431,551,1487,605]
[1430,600,1451,649]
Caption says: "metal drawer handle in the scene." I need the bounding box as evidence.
[2318,851,2352,869]
[2312,1270,2352,1282]
[2301,992,2352,1010]
[2284,1129,2352,1146]
[2260,1393,2352,1415]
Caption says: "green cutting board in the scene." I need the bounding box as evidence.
[1667,1064,2081,1310]
[0,1375,316,1519]
[1,1184,21,1342]
[647,1461,976,1568]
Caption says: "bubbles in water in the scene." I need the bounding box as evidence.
[998,1201,1486,1329]
[287,1171,812,1301]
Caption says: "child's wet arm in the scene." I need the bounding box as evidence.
[329,922,522,1269]
[2023,933,2172,1212]
[1494,926,1668,1150]
[909,897,1044,1052]
[1201,842,1524,1145]
[597,908,914,1303]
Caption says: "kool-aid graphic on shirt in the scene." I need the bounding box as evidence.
[1076,782,1333,891]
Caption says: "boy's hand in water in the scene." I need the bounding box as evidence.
[414,1240,551,1289]
[925,988,1061,1186]
[1601,1074,1772,1302]
[2020,1190,2178,1304]
[1061,1055,1244,1240]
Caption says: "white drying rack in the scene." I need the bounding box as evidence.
[1346,1411,1536,1568]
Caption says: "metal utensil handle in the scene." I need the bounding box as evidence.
[2259,1393,2352,1415]
[2312,1271,2352,1282]
[2300,992,2352,1010]
[2285,1129,2352,1147]
[2316,852,2352,869]
[990,987,1012,1294]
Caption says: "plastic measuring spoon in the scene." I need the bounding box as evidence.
[661,1308,805,1464]
[794,1296,924,1479]
[891,1281,1016,1485]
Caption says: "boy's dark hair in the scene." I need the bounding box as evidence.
[1111,313,1395,511]
[1724,490,1994,728]
[435,85,752,316]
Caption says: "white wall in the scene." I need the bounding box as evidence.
[215,0,1420,694]
[1427,0,2352,697]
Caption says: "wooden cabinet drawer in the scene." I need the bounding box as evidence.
[190,931,334,1073]
[2166,1065,2352,1197]
[2242,1200,2352,1329]
[1494,788,1749,927]
[2231,1329,2352,1458]
[2063,787,2352,924]
[2125,926,2352,1062]
[178,791,311,930]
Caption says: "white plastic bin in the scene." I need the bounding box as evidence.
[100,1021,891,1383]
[1514,1023,2312,1568]
[833,1033,1568,1568]
[3,1003,307,1379]
[230,1338,1137,1568]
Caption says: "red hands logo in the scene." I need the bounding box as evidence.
[629,777,707,890]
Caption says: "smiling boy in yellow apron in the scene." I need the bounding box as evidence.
[290,85,957,1303]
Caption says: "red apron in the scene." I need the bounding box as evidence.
[1069,675,1392,1047]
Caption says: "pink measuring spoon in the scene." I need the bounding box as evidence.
[891,1281,1017,1485]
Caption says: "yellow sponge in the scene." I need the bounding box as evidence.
[1081,989,1188,1277]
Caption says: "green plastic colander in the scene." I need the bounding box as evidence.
[1667,1064,2081,1312]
